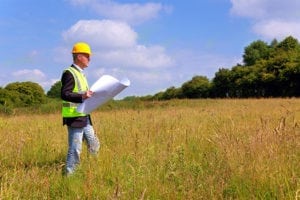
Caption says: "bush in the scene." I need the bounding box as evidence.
[47,81,62,99]
[4,81,46,107]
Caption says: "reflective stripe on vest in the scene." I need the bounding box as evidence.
[62,66,89,117]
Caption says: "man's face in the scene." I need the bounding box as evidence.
[76,53,90,68]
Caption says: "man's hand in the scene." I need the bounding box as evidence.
[82,90,94,99]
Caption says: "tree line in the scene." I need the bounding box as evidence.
[129,36,300,100]
[0,36,299,112]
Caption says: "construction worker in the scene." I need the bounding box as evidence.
[61,42,100,175]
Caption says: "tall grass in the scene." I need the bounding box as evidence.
[0,99,299,199]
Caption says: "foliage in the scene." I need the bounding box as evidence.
[243,40,270,66]
[181,76,211,98]
[141,35,300,100]
[1,81,46,108]
[47,81,62,99]
[211,68,233,97]
[0,88,15,114]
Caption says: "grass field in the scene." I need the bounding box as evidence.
[0,99,299,199]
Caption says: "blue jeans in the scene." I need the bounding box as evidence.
[65,120,100,174]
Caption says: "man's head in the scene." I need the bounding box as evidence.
[72,42,91,69]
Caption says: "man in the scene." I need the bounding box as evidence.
[61,42,100,175]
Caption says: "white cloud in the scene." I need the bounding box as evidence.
[10,69,56,90]
[230,0,300,40]
[41,79,60,90]
[253,20,300,40]
[94,45,174,69]
[63,20,137,49]
[92,68,106,78]
[68,0,171,25]
[129,70,172,84]
[230,0,300,19]
[12,69,46,80]
[230,0,266,19]
[62,19,174,69]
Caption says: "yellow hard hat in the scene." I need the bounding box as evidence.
[72,42,92,55]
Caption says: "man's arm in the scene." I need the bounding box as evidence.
[61,71,84,103]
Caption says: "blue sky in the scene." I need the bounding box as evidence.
[1,0,300,98]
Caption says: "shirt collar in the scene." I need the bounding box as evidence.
[72,64,83,72]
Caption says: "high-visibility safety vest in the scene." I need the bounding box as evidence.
[62,66,89,117]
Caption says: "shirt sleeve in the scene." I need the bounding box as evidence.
[61,70,84,103]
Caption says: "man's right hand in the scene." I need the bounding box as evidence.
[82,90,94,99]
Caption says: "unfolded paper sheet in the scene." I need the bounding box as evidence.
[77,75,130,114]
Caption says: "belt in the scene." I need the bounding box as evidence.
[62,102,79,107]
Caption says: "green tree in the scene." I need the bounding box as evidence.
[181,76,211,98]
[263,36,300,96]
[162,86,182,100]
[243,40,270,66]
[278,62,300,96]
[276,36,300,51]
[47,81,62,98]
[212,68,232,97]
[5,81,46,106]
[270,39,278,48]
[0,88,16,114]
[152,91,165,100]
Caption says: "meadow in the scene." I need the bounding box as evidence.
[0,99,299,199]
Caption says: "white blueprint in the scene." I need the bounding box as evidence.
[77,75,130,114]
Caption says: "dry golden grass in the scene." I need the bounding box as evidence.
[0,99,299,199]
